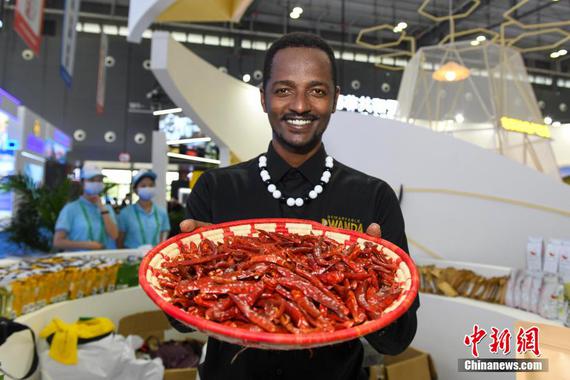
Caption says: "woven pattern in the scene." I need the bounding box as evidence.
[140,218,419,349]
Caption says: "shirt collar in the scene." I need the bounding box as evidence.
[135,202,154,215]
[79,196,97,208]
[265,142,328,185]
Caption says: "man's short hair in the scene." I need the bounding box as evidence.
[263,32,338,89]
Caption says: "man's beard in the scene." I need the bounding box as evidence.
[272,128,324,155]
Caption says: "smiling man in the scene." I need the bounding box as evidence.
[178,32,419,380]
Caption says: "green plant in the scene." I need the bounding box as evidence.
[0,174,72,252]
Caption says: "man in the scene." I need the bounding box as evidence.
[178,32,419,380]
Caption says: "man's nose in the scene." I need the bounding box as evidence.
[289,92,311,114]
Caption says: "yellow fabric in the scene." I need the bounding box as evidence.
[39,317,115,365]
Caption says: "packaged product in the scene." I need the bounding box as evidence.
[544,240,562,274]
[505,270,521,307]
[519,273,534,311]
[558,241,570,280]
[537,275,564,320]
[526,237,543,272]
[529,272,544,313]
[513,270,528,309]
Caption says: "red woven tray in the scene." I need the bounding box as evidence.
[139,218,419,350]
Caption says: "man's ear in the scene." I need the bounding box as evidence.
[331,85,340,113]
[260,87,267,113]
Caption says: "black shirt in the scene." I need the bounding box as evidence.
[184,143,419,380]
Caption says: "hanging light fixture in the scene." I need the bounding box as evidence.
[432,0,471,82]
[433,61,470,82]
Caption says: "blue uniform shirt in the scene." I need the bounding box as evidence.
[55,197,117,250]
[118,203,170,248]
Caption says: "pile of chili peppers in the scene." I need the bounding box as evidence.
[155,230,403,334]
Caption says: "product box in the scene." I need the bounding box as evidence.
[118,311,205,380]
[369,347,437,380]
[526,237,544,272]
[543,240,561,275]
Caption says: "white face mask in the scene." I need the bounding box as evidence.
[84,182,104,195]
[137,187,156,201]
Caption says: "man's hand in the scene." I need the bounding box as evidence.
[180,219,212,233]
[365,223,382,238]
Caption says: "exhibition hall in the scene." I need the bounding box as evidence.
[0,1,569,379]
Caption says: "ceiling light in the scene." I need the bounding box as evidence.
[167,152,221,165]
[242,74,251,82]
[454,113,465,123]
[550,52,559,58]
[153,107,182,116]
[558,49,567,56]
[292,6,303,14]
[290,11,300,19]
[433,61,470,82]
[0,20,3,29]
[544,116,552,125]
[397,22,408,30]
[552,121,561,127]
[476,35,486,42]
[470,40,480,46]
[167,137,212,145]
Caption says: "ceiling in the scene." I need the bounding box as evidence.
[48,0,570,74]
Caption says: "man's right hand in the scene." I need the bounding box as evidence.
[179,219,212,233]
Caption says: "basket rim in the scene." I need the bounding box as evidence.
[139,217,419,347]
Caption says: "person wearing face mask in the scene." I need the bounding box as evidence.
[117,170,170,249]
[53,165,119,251]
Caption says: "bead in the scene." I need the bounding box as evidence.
[321,175,329,183]
[272,190,281,199]
[309,190,317,199]
[295,198,304,207]
[325,161,333,168]
[260,170,269,177]
[325,156,333,163]
[286,198,295,207]
[267,184,277,193]
[314,185,323,194]
[258,162,267,168]
[259,155,267,162]
[323,171,331,178]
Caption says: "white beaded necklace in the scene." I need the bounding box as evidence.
[258,154,333,207]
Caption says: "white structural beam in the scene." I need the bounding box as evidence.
[151,31,271,162]
[127,0,175,43]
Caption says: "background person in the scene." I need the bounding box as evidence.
[53,165,118,251]
[117,170,170,249]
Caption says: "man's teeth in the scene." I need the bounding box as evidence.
[286,119,312,125]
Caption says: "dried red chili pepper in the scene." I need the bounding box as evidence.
[157,230,403,334]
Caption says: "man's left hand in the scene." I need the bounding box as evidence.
[365,223,382,238]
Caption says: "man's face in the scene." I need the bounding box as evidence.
[261,47,340,154]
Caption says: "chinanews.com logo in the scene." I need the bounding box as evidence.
[459,324,548,373]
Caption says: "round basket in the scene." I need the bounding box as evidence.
[139,218,419,350]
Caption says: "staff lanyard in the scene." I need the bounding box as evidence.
[134,204,160,246]
[79,201,106,243]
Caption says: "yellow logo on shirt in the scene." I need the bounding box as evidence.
[321,215,363,232]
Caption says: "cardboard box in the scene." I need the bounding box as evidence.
[118,311,204,380]
[369,347,437,380]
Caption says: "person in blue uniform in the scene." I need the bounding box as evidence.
[53,165,118,251]
[117,170,170,249]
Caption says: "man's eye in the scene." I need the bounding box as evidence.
[275,88,290,95]
[312,89,326,96]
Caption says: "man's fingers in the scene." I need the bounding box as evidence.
[180,219,211,233]
[365,223,382,238]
